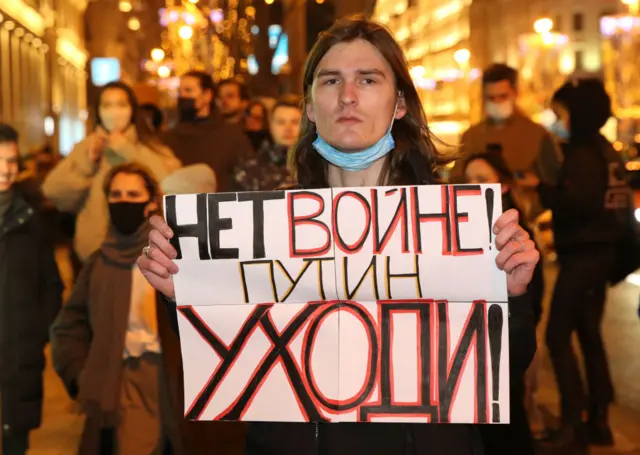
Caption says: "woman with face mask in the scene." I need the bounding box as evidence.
[43,81,181,262]
[50,163,181,455]
[464,153,544,455]
[137,18,540,455]
[538,79,632,452]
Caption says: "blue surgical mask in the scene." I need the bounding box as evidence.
[550,120,570,141]
[312,101,398,172]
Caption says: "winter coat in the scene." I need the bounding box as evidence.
[0,182,64,433]
[42,125,181,260]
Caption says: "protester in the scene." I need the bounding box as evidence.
[539,79,631,453]
[464,152,544,455]
[0,124,64,455]
[244,100,272,151]
[216,78,251,125]
[454,64,563,222]
[42,81,181,261]
[161,71,251,192]
[137,17,540,455]
[50,163,180,455]
[232,96,301,191]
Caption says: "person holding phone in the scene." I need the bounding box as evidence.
[43,81,181,262]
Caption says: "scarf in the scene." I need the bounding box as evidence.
[78,221,150,427]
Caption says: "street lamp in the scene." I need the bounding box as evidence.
[157,65,171,78]
[127,17,140,31]
[179,25,193,40]
[453,48,470,66]
[533,18,553,34]
[151,48,165,62]
[118,1,132,13]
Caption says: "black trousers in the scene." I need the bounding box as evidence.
[545,247,615,425]
[2,430,29,455]
[479,374,535,455]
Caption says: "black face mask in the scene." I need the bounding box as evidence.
[109,202,148,236]
[178,97,198,123]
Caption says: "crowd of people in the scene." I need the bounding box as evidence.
[0,15,636,455]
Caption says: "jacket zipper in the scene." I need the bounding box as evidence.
[315,422,319,455]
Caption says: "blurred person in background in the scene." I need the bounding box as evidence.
[161,71,251,192]
[244,99,272,151]
[50,163,181,455]
[42,81,181,262]
[216,78,251,125]
[464,152,544,455]
[0,124,63,455]
[538,79,632,453]
[139,103,165,134]
[232,96,302,191]
[454,64,563,223]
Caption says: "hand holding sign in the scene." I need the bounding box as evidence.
[137,215,179,300]
[493,208,540,297]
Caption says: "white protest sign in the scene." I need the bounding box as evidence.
[166,184,510,424]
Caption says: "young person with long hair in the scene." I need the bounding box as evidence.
[137,17,540,455]
[43,81,181,262]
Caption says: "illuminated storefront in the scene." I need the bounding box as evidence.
[0,0,88,155]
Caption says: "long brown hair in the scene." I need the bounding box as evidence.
[290,17,444,189]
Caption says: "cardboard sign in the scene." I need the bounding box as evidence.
[166,184,509,424]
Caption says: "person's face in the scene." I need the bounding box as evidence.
[270,106,302,147]
[246,104,266,132]
[179,76,212,116]
[551,101,570,129]
[217,83,246,119]
[99,88,133,133]
[108,172,157,217]
[0,141,19,192]
[484,80,516,105]
[307,39,407,152]
[465,158,501,185]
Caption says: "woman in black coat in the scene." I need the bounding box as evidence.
[137,18,540,455]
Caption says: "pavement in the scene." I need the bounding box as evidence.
[25,250,640,454]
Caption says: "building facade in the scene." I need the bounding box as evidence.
[0,0,88,155]
[373,0,625,143]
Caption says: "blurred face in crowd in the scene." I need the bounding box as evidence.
[270,105,302,147]
[179,76,212,119]
[217,82,247,121]
[107,171,158,235]
[484,80,516,122]
[0,141,19,192]
[307,39,406,151]
[465,158,501,185]
[551,100,571,135]
[99,87,133,133]
[246,103,267,132]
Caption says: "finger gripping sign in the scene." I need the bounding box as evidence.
[165,184,509,424]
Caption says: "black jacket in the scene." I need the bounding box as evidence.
[539,135,628,254]
[161,117,252,192]
[160,293,535,455]
[0,182,64,432]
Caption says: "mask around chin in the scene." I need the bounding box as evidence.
[485,101,514,121]
[100,107,132,133]
[108,201,148,236]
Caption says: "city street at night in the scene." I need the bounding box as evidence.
[22,256,640,454]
